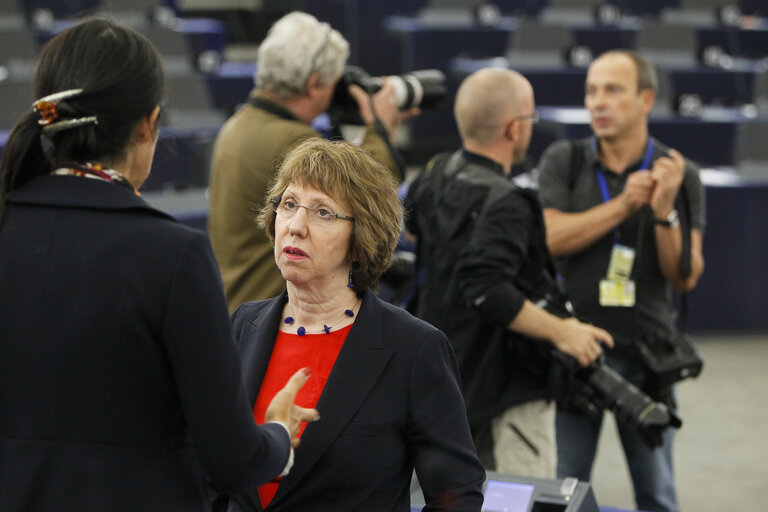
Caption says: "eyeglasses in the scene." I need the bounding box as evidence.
[271,196,355,226]
[515,111,540,124]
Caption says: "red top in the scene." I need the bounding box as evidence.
[253,323,352,508]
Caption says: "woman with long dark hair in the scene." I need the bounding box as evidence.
[0,18,316,512]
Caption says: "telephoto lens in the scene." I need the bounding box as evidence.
[387,70,446,111]
[549,351,682,449]
[586,362,682,449]
[329,66,446,125]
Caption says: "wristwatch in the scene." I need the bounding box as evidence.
[655,209,680,228]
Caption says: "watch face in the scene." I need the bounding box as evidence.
[668,209,680,226]
[655,209,679,227]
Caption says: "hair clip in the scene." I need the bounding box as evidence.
[41,116,99,135]
[32,88,85,126]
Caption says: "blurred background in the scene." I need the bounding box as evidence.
[2,1,766,509]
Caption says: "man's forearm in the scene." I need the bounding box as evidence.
[506,300,565,342]
[543,199,630,258]
[655,227,704,292]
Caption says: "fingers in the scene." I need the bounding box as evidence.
[289,406,320,448]
[346,83,368,104]
[668,148,684,167]
[590,325,614,348]
[280,367,312,397]
[347,84,376,125]
[399,106,420,122]
[622,170,653,210]
[294,405,320,424]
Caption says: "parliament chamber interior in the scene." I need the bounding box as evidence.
[1,1,766,510]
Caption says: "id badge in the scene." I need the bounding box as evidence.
[607,244,635,281]
[599,279,636,307]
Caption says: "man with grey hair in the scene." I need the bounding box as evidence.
[208,11,409,311]
[406,67,612,477]
[537,50,706,512]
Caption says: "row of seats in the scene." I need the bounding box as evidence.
[429,0,766,19]
[2,0,767,183]
[374,2,768,171]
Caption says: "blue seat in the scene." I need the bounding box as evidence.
[697,27,768,60]
[608,0,680,17]
[143,126,220,191]
[453,58,588,106]
[20,0,103,20]
[203,61,255,115]
[572,26,638,56]
[667,67,758,106]
[298,0,428,76]
[385,15,514,74]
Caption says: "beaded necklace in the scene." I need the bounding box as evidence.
[283,296,361,336]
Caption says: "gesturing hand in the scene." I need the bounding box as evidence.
[650,148,685,217]
[265,368,320,448]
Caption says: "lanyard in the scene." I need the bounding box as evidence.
[593,138,655,242]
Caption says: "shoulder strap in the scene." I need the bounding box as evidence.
[677,180,693,331]
[568,139,586,192]
[247,96,300,122]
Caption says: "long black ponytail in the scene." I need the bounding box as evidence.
[0,18,165,224]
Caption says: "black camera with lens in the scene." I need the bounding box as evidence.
[549,351,682,449]
[328,65,447,125]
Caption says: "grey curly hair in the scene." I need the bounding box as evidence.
[255,11,349,98]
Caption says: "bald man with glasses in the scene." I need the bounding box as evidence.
[405,68,613,477]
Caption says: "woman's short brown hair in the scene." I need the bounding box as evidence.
[258,138,403,291]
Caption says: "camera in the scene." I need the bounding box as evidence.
[634,329,704,388]
[329,65,447,125]
[549,351,682,449]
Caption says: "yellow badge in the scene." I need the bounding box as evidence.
[599,279,636,307]
[606,244,635,281]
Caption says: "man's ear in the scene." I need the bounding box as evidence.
[306,72,322,97]
[640,88,655,116]
[505,118,519,142]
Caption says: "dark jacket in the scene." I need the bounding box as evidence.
[405,150,559,428]
[223,290,485,512]
[0,175,289,512]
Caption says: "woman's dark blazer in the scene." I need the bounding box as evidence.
[226,290,485,512]
[0,175,290,512]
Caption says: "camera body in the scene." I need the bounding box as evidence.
[634,329,703,388]
[328,65,446,125]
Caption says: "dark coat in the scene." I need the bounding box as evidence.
[224,291,485,512]
[405,150,558,429]
[0,175,290,512]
